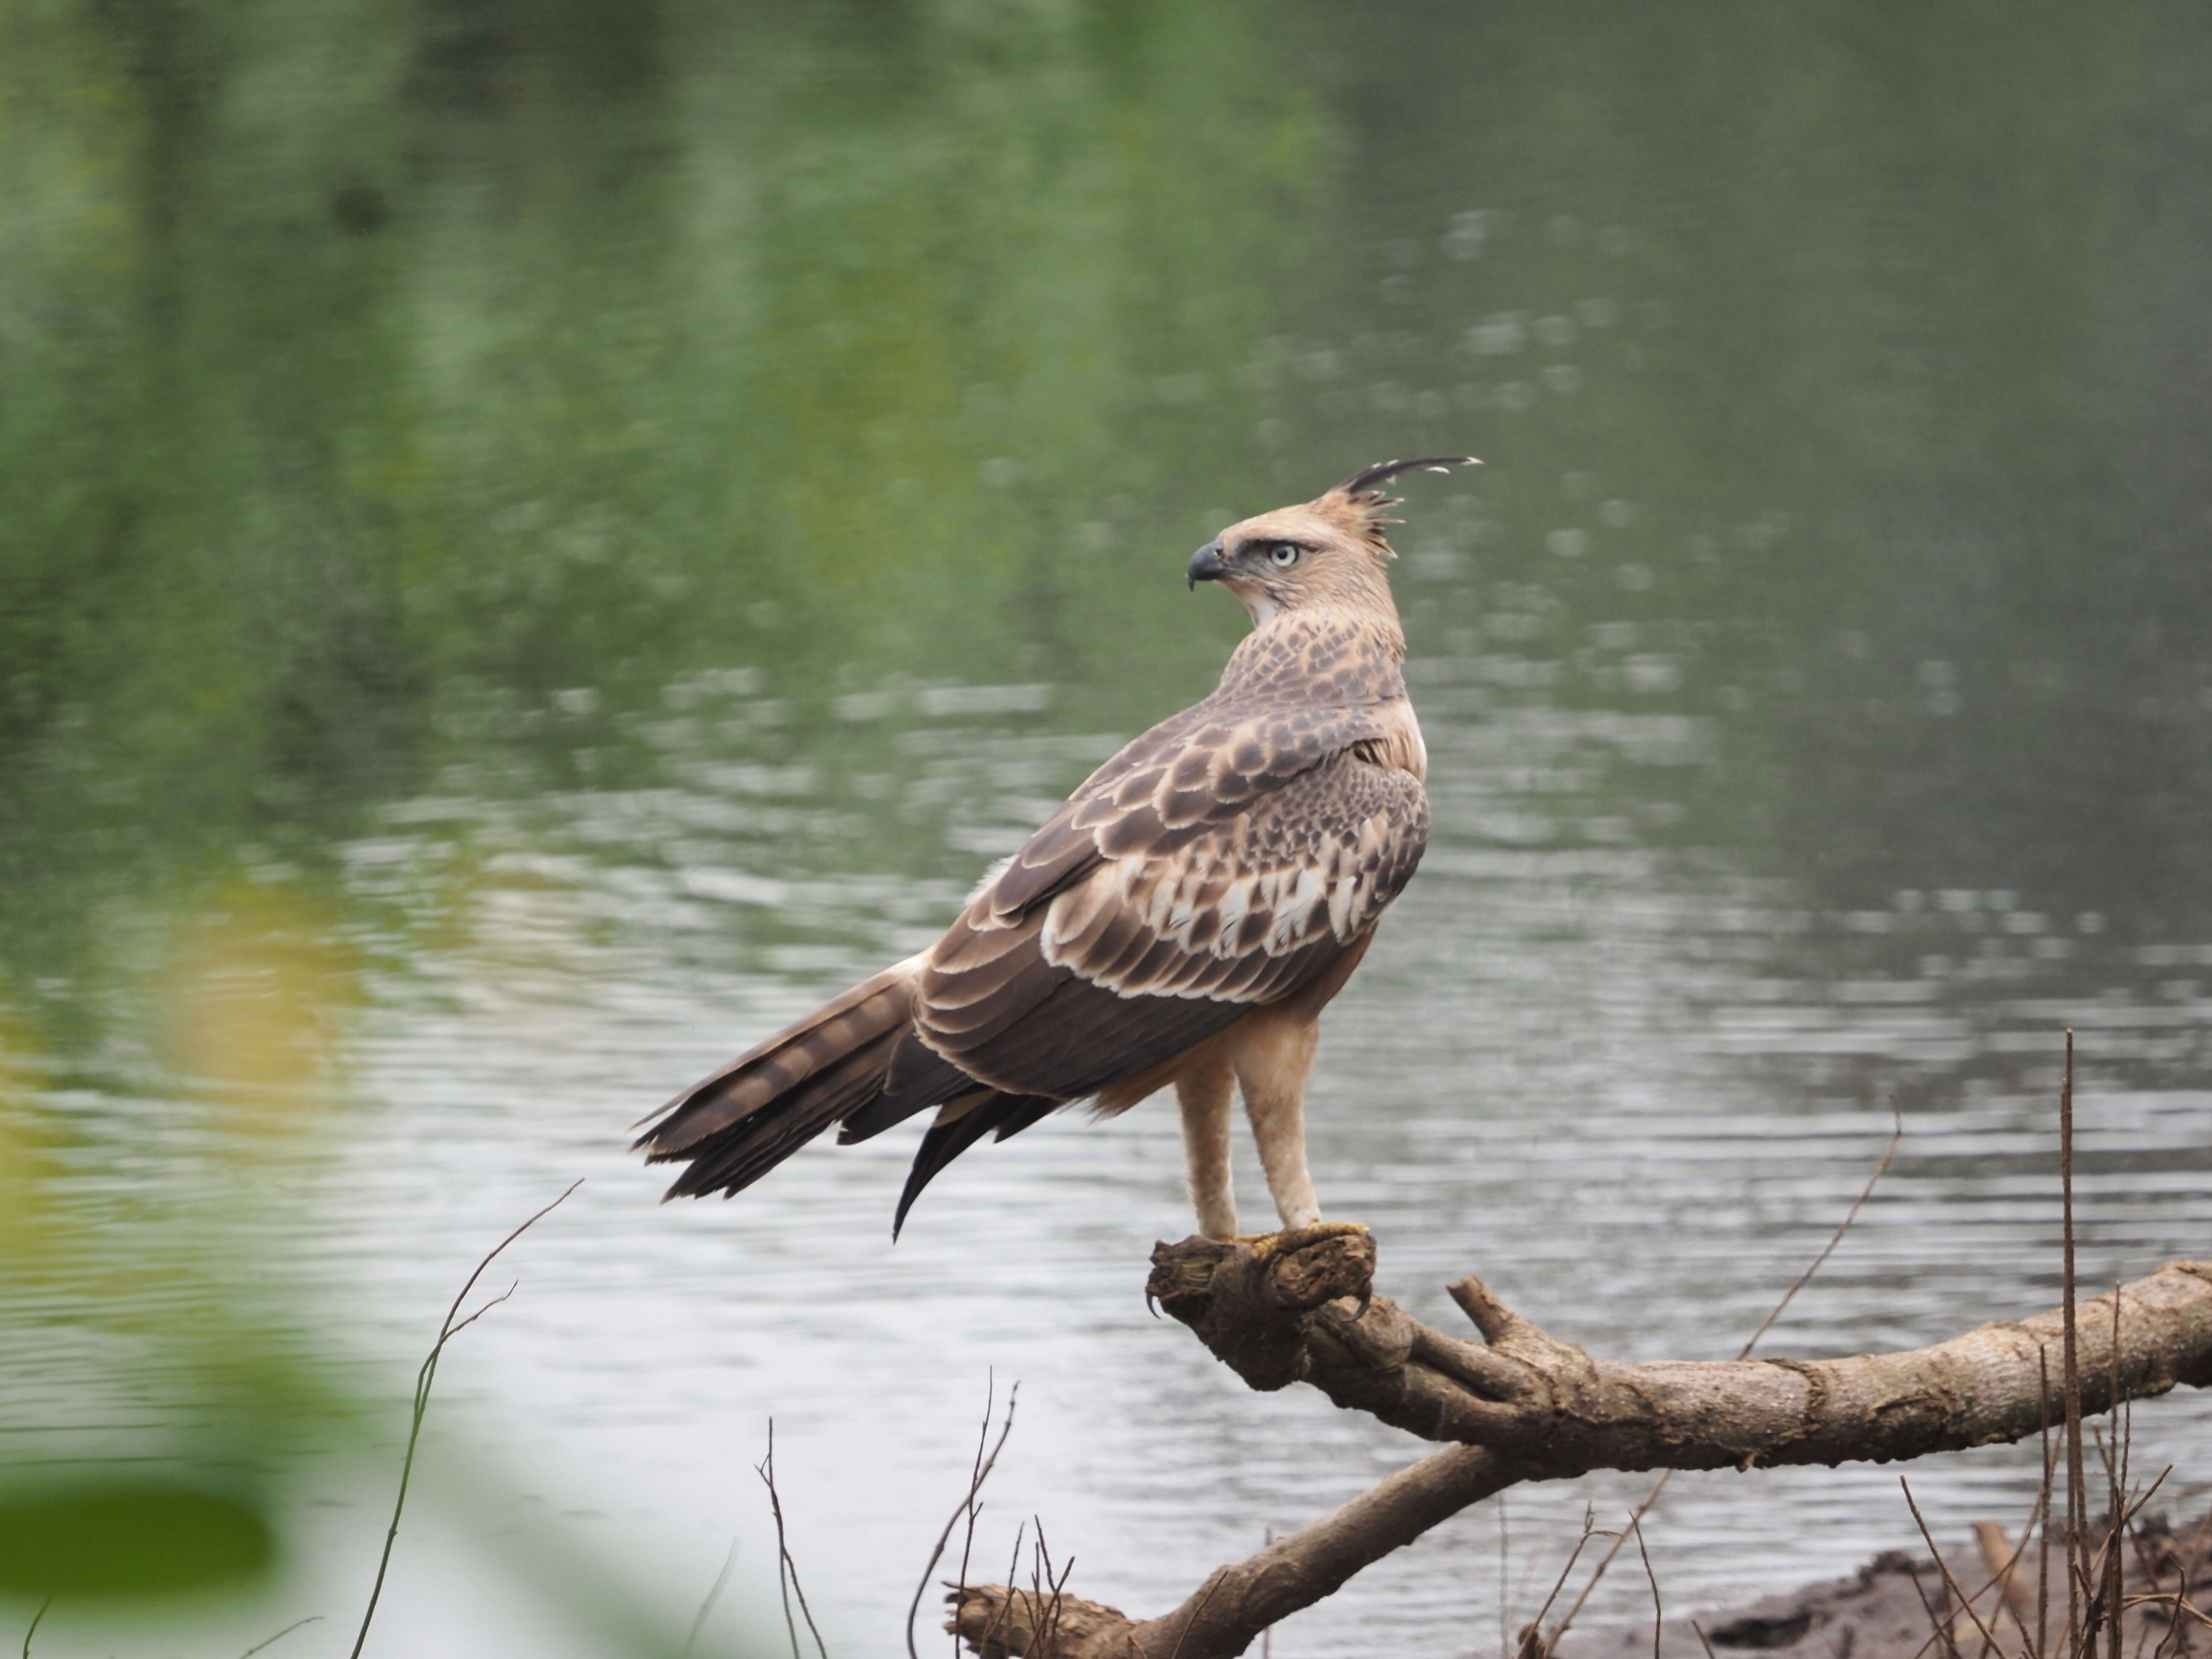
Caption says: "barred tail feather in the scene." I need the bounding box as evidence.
[635,963,922,1200]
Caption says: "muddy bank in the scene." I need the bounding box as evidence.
[1556,1514,2210,1659]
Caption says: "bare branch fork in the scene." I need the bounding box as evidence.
[946,1234,2212,1659]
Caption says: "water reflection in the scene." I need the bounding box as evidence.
[5,1,2212,1653]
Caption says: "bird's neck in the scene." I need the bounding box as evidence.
[1220,607,1409,704]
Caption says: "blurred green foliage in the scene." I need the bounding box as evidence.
[0,1483,271,1597]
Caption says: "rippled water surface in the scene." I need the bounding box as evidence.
[6,4,2212,1654]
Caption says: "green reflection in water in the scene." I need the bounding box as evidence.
[2,0,1327,1016]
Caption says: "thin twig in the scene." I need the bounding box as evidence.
[2063,1031,2088,1659]
[1903,1478,2008,1659]
[20,1598,50,1659]
[763,1423,797,1659]
[1903,1537,1965,1659]
[681,1539,739,1659]
[348,1179,581,1659]
[1892,1415,2087,1659]
[759,1423,830,1659]
[1526,1508,1604,1657]
[916,1383,1019,1659]
[1631,1511,1663,1659]
[2039,1348,2053,1659]
[2108,1292,2126,1659]
[1499,1501,1509,1659]
[1738,1105,1906,1358]
[1544,1108,1904,1650]
[978,1521,1029,1659]
[239,1615,323,1657]
[955,1374,995,1659]
[1031,1517,1075,1656]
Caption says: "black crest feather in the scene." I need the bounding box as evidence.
[1334,455,1480,496]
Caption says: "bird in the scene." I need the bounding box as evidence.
[635,457,1472,1241]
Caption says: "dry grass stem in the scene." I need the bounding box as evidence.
[912,1382,1019,1659]
[953,1374,997,1659]
[681,1538,739,1659]
[1903,1477,2007,1659]
[2063,1031,2087,1659]
[1631,1511,1662,1659]
[759,1421,830,1659]
[347,1178,581,1659]
[238,1615,323,1657]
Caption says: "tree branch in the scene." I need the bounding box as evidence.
[1149,1233,2212,1472]
[946,1235,2212,1659]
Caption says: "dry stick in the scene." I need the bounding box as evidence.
[763,1423,800,1659]
[1630,1511,1663,1659]
[954,1374,997,1659]
[1997,1479,2052,1628]
[238,1615,323,1657]
[1030,1520,1076,1656]
[2075,1456,2175,1659]
[1901,1049,2096,1659]
[1897,1395,2064,1659]
[2063,1031,2088,1659]
[1903,1478,2008,1659]
[1055,1563,1078,1653]
[911,1382,1019,1659]
[1969,1497,2051,1639]
[983,1520,1030,1659]
[1510,1511,1555,1650]
[681,1539,739,1659]
[1898,1500,2058,1659]
[2082,1468,2174,1628]
[348,1178,581,1659]
[1524,1508,1604,1658]
[1499,1501,1510,1659]
[1030,1521,1052,1651]
[2133,1486,2193,1659]
[2108,1294,2125,1659]
[758,1422,830,1659]
[2039,1350,2053,1659]
[1901,1530,1967,1659]
[1543,1108,1905,1651]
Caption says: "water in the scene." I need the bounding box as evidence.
[4,3,2211,1653]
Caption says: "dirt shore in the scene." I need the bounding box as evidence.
[1557,1514,2209,1659]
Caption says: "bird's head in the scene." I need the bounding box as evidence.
[1187,457,1477,626]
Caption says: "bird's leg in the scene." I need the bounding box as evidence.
[1234,1025,1324,1235]
[1176,1060,1239,1240]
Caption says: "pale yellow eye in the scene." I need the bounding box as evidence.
[1268,542,1302,569]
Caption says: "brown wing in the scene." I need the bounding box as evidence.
[914,753,1427,1099]
[982,612,1415,919]
[982,693,1408,920]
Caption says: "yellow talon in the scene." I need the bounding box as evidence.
[1233,1220,1369,1265]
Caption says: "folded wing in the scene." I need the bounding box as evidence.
[912,751,1428,1100]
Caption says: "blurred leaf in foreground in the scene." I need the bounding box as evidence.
[0,1480,271,1597]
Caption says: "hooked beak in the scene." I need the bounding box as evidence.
[1187,540,1227,590]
